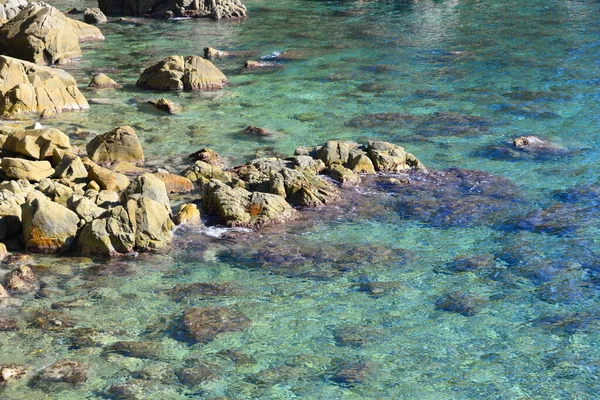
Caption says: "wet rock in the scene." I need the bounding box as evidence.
[154,171,193,193]
[21,195,79,253]
[435,291,482,316]
[243,126,270,136]
[174,203,200,225]
[333,325,383,347]
[325,164,361,186]
[331,361,373,386]
[204,47,230,59]
[0,56,89,115]
[216,349,255,365]
[1,158,54,181]
[83,7,107,23]
[31,310,75,330]
[0,317,20,331]
[356,281,402,297]
[99,0,247,19]
[188,148,221,165]
[34,360,88,385]
[105,341,163,360]
[2,127,71,160]
[445,254,496,273]
[86,125,144,166]
[366,140,425,172]
[0,364,27,383]
[88,73,121,89]
[181,306,251,344]
[168,282,242,302]
[176,362,219,386]
[4,265,36,293]
[147,98,179,114]
[243,60,282,71]
[0,3,81,64]
[136,55,227,91]
[202,179,299,228]
[84,158,131,192]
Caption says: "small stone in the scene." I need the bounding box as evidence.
[0,364,27,383]
[4,265,37,293]
[88,73,121,89]
[243,126,270,136]
[147,98,179,114]
[35,360,88,385]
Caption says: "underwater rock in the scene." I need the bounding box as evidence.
[519,203,597,235]
[0,317,20,331]
[147,98,179,114]
[34,360,88,385]
[415,111,492,137]
[243,126,271,137]
[88,73,121,89]
[136,55,228,91]
[168,282,243,301]
[216,349,256,365]
[435,291,482,316]
[87,125,144,167]
[346,112,420,128]
[181,306,251,344]
[105,341,163,360]
[445,254,496,273]
[0,56,89,115]
[31,309,75,330]
[176,361,220,386]
[68,327,105,349]
[83,7,107,23]
[4,265,36,293]
[530,312,600,334]
[331,361,373,386]
[0,364,27,383]
[333,325,383,347]
[21,195,79,253]
[356,281,402,297]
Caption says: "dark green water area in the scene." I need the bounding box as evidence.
[3,0,600,398]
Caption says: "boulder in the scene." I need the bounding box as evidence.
[326,164,361,186]
[98,0,246,19]
[122,173,171,211]
[0,56,89,115]
[86,125,144,166]
[53,153,88,181]
[136,55,227,91]
[188,147,221,165]
[182,160,233,186]
[88,73,122,89]
[174,203,200,225]
[37,178,74,205]
[2,128,71,160]
[1,158,54,181]
[202,179,299,228]
[83,159,131,192]
[182,306,251,344]
[34,360,88,385]
[67,195,105,223]
[21,195,79,253]
[0,0,28,21]
[0,3,81,64]
[83,7,107,23]
[366,140,425,172]
[126,196,174,249]
[147,98,178,114]
[154,171,193,193]
[78,206,135,255]
[66,18,105,42]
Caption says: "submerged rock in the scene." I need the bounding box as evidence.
[435,291,483,316]
[331,361,373,386]
[181,306,251,344]
[0,364,27,383]
[4,265,37,293]
[136,55,227,91]
[34,360,88,385]
[176,362,219,386]
[105,341,163,360]
[147,98,179,114]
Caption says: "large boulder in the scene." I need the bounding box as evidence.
[121,173,170,210]
[21,195,79,253]
[366,140,426,172]
[126,196,174,249]
[136,55,227,91]
[0,3,81,64]
[98,0,246,19]
[0,56,89,115]
[2,128,71,160]
[202,179,299,228]
[86,126,144,166]
[78,206,135,255]
[1,158,54,181]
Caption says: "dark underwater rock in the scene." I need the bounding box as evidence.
[176,361,220,386]
[167,282,244,302]
[105,341,163,360]
[445,254,496,273]
[34,360,88,386]
[333,325,383,347]
[216,349,256,365]
[530,312,600,334]
[181,306,251,344]
[435,291,483,316]
[331,360,373,386]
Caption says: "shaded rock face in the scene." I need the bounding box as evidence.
[98,0,246,19]
[86,126,144,166]
[181,306,251,344]
[83,7,107,23]
[0,56,89,115]
[136,55,228,91]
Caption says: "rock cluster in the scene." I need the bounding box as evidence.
[0,126,181,256]
[98,0,247,19]
[0,2,104,65]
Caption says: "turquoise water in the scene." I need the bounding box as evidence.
[3,0,600,398]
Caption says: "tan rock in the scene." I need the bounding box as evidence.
[366,140,426,172]
[83,158,130,192]
[88,73,121,89]
[154,171,193,193]
[2,128,71,160]
[175,203,200,225]
[136,55,227,91]
[1,158,54,181]
[53,153,88,181]
[86,126,144,166]
[126,196,174,250]
[66,17,105,42]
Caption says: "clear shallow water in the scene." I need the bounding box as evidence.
[2,0,600,398]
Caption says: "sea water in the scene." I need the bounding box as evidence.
[1,0,600,398]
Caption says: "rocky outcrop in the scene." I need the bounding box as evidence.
[0,56,89,115]
[98,0,247,19]
[0,3,103,65]
[136,55,227,91]
[147,98,178,114]
[2,128,71,160]
[86,126,144,166]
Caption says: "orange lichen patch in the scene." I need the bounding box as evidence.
[27,226,65,251]
[247,203,263,217]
